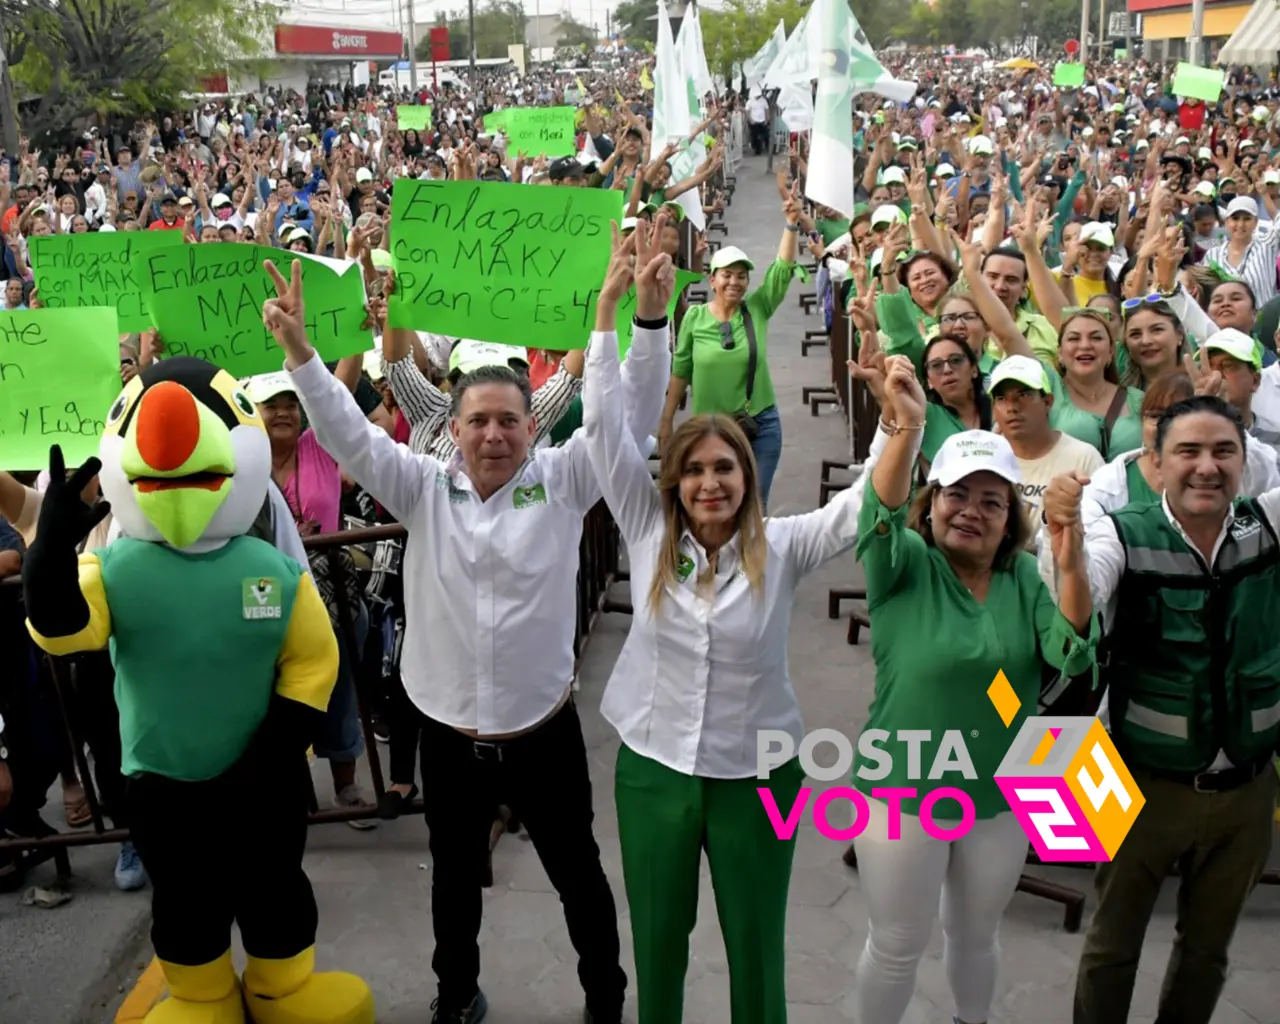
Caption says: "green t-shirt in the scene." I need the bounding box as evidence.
[549,395,583,446]
[96,535,301,781]
[853,480,1098,818]
[1045,366,1145,460]
[922,401,968,466]
[875,289,939,370]
[1124,454,1160,507]
[815,217,851,244]
[673,258,796,416]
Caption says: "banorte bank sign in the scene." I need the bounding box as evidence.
[274,24,404,58]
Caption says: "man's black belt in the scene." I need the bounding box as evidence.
[1143,756,1274,793]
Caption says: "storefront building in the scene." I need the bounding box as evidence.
[229,20,405,95]
[1129,0,1252,60]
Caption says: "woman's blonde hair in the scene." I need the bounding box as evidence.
[647,415,767,613]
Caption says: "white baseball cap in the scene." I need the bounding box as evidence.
[709,245,756,271]
[987,354,1052,396]
[1227,196,1260,219]
[935,162,957,179]
[1079,222,1116,248]
[1264,170,1280,185]
[881,166,907,185]
[1204,327,1262,369]
[968,135,995,156]
[871,204,906,229]
[245,372,297,404]
[211,192,233,208]
[355,167,374,183]
[448,340,529,375]
[927,430,1022,488]
[1193,181,1217,197]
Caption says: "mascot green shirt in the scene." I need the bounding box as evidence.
[23,357,374,1024]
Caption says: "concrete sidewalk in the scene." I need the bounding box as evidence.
[1,151,1277,1024]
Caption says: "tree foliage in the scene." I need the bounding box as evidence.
[881,0,1080,51]
[699,0,810,83]
[427,1,527,61]
[1,0,274,144]
[614,0,659,47]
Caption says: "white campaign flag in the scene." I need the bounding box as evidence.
[652,1,688,147]
[671,11,708,230]
[744,20,786,90]
[806,0,855,217]
[847,8,917,105]
[688,7,716,103]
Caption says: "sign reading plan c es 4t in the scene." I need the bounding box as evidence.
[389,179,622,350]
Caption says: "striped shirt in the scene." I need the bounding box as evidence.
[384,355,583,461]
[1204,225,1280,306]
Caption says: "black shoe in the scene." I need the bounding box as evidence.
[584,1007,623,1024]
[376,784,418,820]
[431,990,488,1023]
[372,716,391,743]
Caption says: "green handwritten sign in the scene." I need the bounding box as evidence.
[1172,62,1225,103]
[133,244,373,379]
[616,270,703,358]
[29,232,186,333]
[397,105,433,131]
[389,179,623,350]
[0,307,121,471]
[496,106,577,157]
[1053,62,1086,88]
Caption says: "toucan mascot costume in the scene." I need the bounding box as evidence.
[22,357,375,1024]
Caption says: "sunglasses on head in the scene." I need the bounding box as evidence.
[1122,294,1171,317]
[1063,305,1113,321]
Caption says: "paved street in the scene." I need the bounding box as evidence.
[1,151,1278,1024]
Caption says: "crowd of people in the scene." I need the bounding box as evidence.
[0,41,1277,1024]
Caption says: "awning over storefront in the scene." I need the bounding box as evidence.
[1142,2,1250,39]
[274,23,403,59]
[1217,0,1280,65]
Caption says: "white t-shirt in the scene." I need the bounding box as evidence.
[1013,432,1106,540]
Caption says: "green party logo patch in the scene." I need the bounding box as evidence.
[513,483,548,509]
[242,577,283,620]
[676,553,696,582]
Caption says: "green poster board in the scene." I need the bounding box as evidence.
[397,105,433,131]
[1172,62,1225,103]
[0,307,122,471]
[389,179,623,350]
[494,106,577,157]
[133,244,373,379]
[616,270,703,358]
[28,231,186,333]
[1053,63,1086,88]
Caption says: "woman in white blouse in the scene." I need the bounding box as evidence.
[583,218,865,1023]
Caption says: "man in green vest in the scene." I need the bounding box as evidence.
[1046,394,1280,1024]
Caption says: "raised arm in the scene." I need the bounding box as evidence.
[263,259,429,523]
[581,224,664,545]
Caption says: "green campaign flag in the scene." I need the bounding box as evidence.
[29,231,186,333]
[0,307,122,471]
[1115,49,1128,60]
[616,270,703,358]
[133,244,373,379]
[495,106,577,156]
[1172,62,1225,103]
[389,179,623,350]
[397,105,433,131]
[484,109,509,134]
[1053,62,1086,88]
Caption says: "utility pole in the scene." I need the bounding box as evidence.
[1098,0,1106,64]
[1190,0,1206,65]
[1080,0,1090,64]
[468,0,477,80]
[535,0,542,65]
[408,0,419,94]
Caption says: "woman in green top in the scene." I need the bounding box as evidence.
[1048,308,1145,460]
[661,185,801,507]
[1119,298,1188,389]
[874,243,957,368]
[851,358,1096,1024]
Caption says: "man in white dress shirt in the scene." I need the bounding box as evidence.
[260,256,674,1024]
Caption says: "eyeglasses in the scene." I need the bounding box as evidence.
[939,312,982,326]
[938,486,1010,519]
[925,353,970,375]
[1063,305,1113,320]
[1122,294,1172,318]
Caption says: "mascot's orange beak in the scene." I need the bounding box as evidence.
[135,381,200,474]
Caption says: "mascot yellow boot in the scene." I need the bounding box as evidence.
[22,358,374,1024]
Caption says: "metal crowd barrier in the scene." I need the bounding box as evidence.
[0,505,625,860]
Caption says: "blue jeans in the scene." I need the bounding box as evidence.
[750,405,783,510]
[314,600,369,763]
